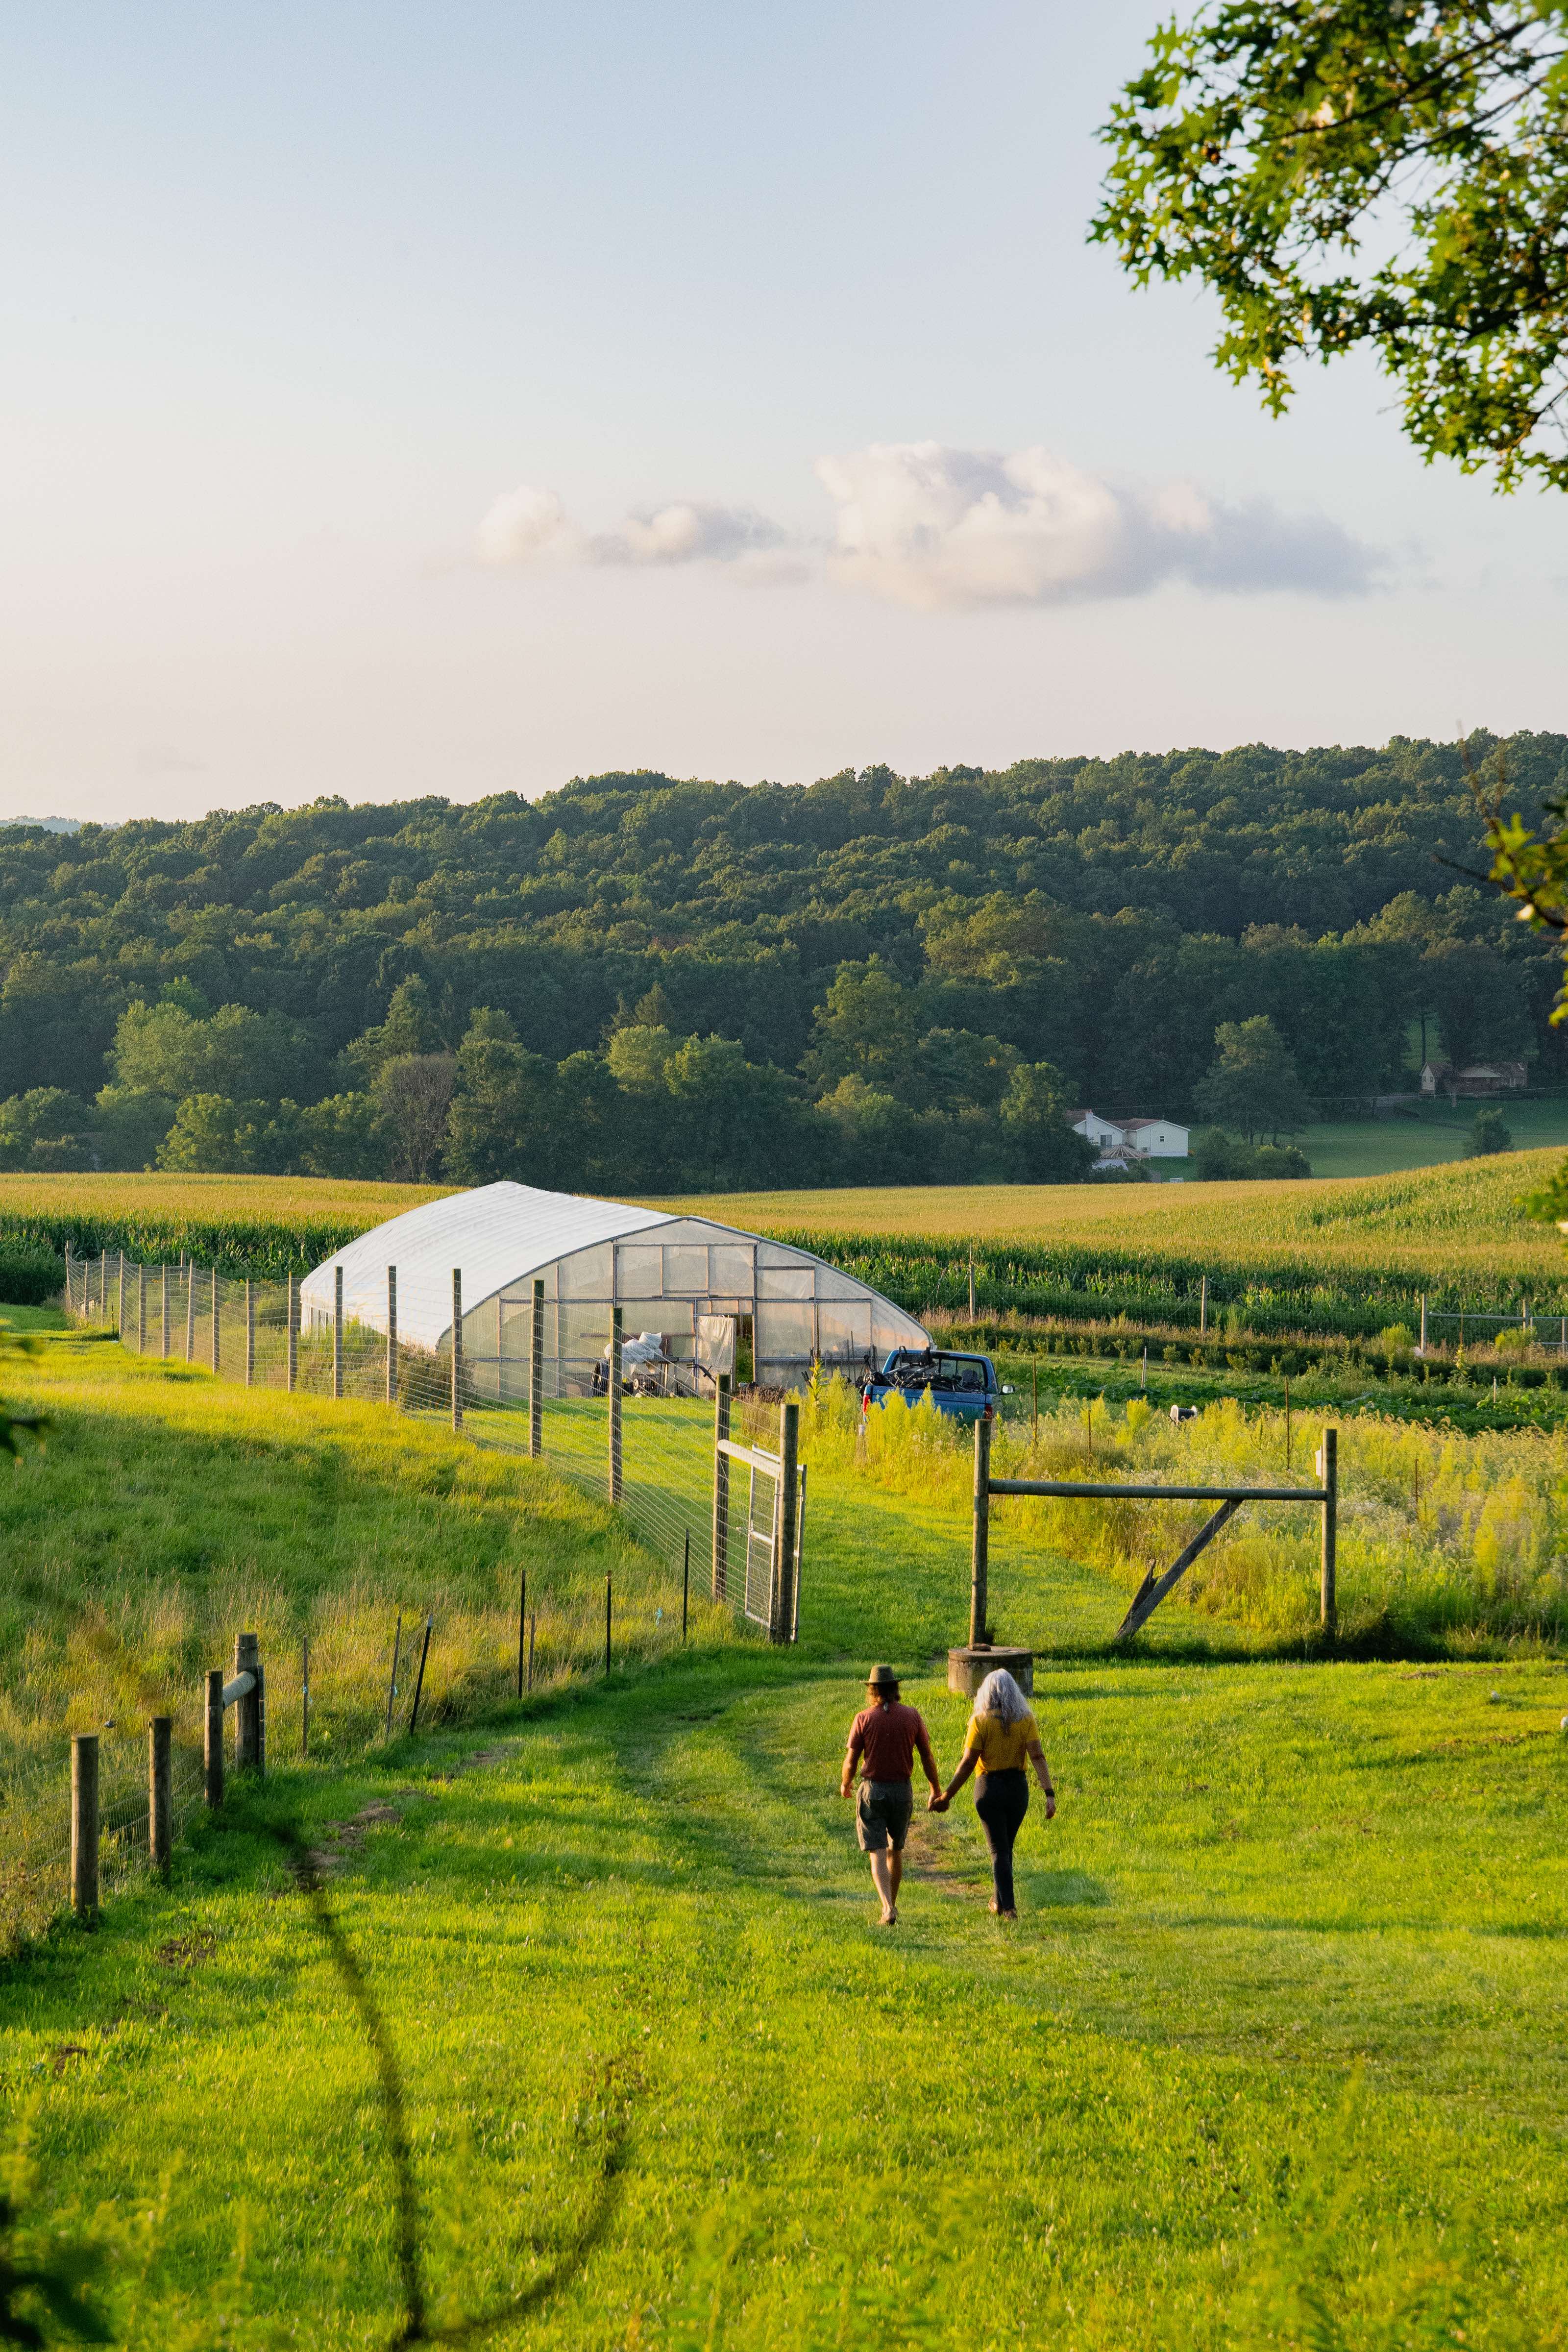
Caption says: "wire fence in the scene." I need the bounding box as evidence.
[20,1251,807,1949]
[60,1246,809,1633]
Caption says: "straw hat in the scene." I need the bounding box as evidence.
[865,1664,900,1690]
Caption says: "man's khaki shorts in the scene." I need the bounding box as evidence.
[856,1779,913,1853]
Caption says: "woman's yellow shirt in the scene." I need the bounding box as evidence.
[962,1709,1039,1775]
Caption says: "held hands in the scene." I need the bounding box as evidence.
[927,1790,950,1813]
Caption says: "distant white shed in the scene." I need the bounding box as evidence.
[299,1180,928,1398]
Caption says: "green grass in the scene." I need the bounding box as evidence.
[5,1659,1568,2348]
[1304,1097,1568,1180]
[6,1340,1568,2345]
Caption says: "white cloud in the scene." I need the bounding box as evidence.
[474,446,1385,608]
[814,441,1385,610]
[474,486,788,571]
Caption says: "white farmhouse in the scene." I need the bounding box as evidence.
[1120,1117,1189,1159]
[1069,1109,1127,1151]
[1071,1109,1189,1164]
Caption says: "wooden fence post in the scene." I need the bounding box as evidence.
[515,1569,526,1698]
[529,1277,543,1457]
[64,1241,73,1312]
[185,1265,196,1362]
[99,1249,108,1319]
[118,1252,126,1336]
[204,1668,224,1806]
[968,1255,976,1321]
[604,1572,612,1677]
[1419,1294,1427,1353]
[1200,1275,1208,1335]
[148,1715,172,1876]
[287,1273,298,1392]
[452,1268,464,1431]
[1319,1426,1338,1637]
[608,1307,622,1503]
[160,1264,170,1356]
[386,1266,398,1405]
[772,1398,800,1643]
[970,1416,991,1649]
[711,1372,731,1601]
[70,1733,98,1924]
[245,1279,255,1387]
[234,1632,263,1772]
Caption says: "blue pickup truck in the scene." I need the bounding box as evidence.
[860,1347,1011,1423]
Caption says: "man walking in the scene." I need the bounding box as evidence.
[840,1665,942,1927]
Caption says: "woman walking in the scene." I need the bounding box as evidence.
[931,1668,1054,1918]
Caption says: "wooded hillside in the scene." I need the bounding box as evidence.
[1,732,1562,1188]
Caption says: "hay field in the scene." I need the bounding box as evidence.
[0,1170,449,1228]
[662,1148,1568,1286]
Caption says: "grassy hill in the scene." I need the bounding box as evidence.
[2,1332,1568,2344]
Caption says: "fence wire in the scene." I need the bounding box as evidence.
[63,1248,807,1634]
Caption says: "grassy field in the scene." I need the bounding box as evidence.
[3,1331,1568,2343]
[1303,1096,1568,1180]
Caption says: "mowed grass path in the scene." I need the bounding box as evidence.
[3,1342,1568,2345]
[4,1657,1567,2348]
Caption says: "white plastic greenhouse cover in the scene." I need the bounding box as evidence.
[298,1178,929,1358]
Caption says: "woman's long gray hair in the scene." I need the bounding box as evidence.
[974,1668,1029,1723]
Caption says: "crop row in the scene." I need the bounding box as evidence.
[771,1229,1568,1339]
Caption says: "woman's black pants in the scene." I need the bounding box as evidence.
[974,1768,1029,1912]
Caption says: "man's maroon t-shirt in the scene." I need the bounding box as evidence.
[847,1701,932,1783]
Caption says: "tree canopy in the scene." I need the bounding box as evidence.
[0,734,1559,1185]
[1093,3,1568,490]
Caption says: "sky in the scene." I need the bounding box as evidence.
[0,0,1563,824]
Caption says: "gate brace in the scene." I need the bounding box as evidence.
[1112,1498,1240,1643]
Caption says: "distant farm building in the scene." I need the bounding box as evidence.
[1419,1060,1528,1100]
[1070,1110,1190,1169]
[299,1180,929,1399]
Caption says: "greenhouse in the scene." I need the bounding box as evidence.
[299,1179,929,1400]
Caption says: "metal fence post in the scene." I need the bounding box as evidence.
[334,1267,343,1401]
[245,1279,255,1387]
[70,1733,98,1924]
[608,1307,622,1503]
[711,1371,730,1602]
[204,1668,224,1806]
[452,1267,464,1430]
[99,1249,108,1319]
[118,1251,126,1335]
[529,1277,543,1457]
[160,1264,170,1356]
[1320,1426,1338,1636]
[185,1265,196,1362]
[287,1273,297,1392]
[211,1267,221,1376]
[137,1263,147,1351]
[970,1416,991,1649]
[386,1265,398,1405]
[773,1397,800,1643]
[148,1715,172,1876]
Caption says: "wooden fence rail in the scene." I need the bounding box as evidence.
[70,1629,266,1926]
